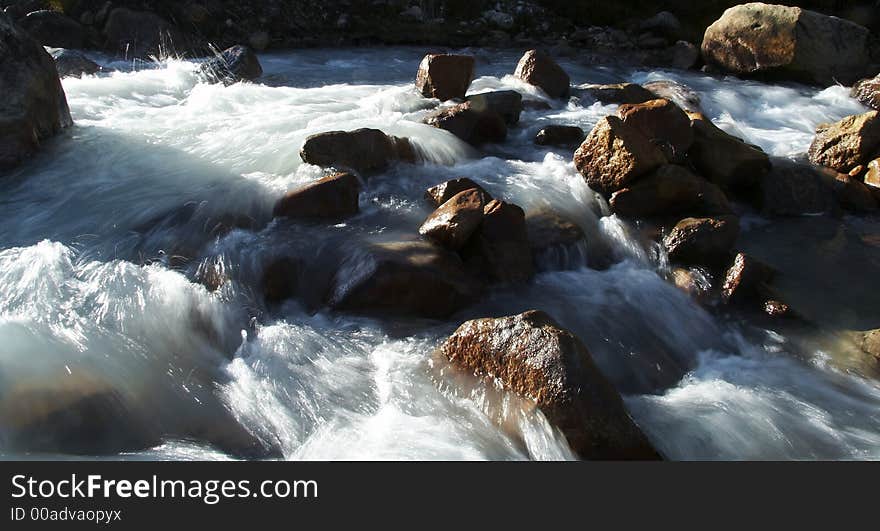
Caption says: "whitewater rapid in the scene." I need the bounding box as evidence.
[1,47,879,460]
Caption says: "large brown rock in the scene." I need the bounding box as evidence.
[852,75,880,111]
[701,3,872,85]
[687,112,771,194]
[574,116,667,196]
[462,200,534,284]
[609,165,731,218]
[807,111,880,173]
[577,83,655,105]
[419,188,486,250]
[525,209,585,255]
[425,178,491,207]
[664,216,740,266]
[438,310,661,460]
[329,241,481,318]
[300,128,413,174]
[721,252,774,304]
[617,98,694,161]
[514,49,570,99]
[424,102,507,146]
[272,172,361,220]
[415,54,475,101]
[0,12,72,171]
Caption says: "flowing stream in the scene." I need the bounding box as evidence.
[1,47,879,460]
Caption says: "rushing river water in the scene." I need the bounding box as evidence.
[1,47,880,460]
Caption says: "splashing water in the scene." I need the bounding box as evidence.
[1,47,879,460]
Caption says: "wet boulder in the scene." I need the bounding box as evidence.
[300,128,414,174]
[49,48,101,78]
[419,188,486,250]
[19,10,84,49]
[832,173,878,213]
[525,209,585,259]
[534,125,584,148]
[865,158,880,199]
[701,3,872,85]
[424,101,507,146]
[861,329,880,362]
[273,172,361,220]
[465,90,522,125]
[851,75,880,111]
[576,83,655,105]
[328,241,482,318]
[721,252,774,304]
[514,49,570,99]
[0,12,72,171]
[574,116,667,196]
[262,256,303,304]
[807,111,880,174]
[663,216,740,266]
[200,45,263,84]
[415,53,475,101]
[425,178,492,207]
[617,98,693,161]
[758,158,837,216]
[437,310,661,460]
[687,112,771,195]
[461,200,534,284]
[610,165,731,218]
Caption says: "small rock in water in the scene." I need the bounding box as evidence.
[465,90,522,125]
[437,310,661,460]
[419,188,487,251]
[415,53,475,101]
[273,172,361,220]
[300,128,413,174]
[576,83,655,105]
[643,80,703,114]
[49,48,102,78]
[808,111,880,174]
[424,101,507,146]
[574,116,667,196]
[425,178,492,207]
[851,75,880,111]
[514,49,570,99]
[763,300,793,319]
[663,216,740,267]
[461,199,534,284]
[534,125,584,148]
[524,209,585,256]
[721,253,775,305]
[200,45,263,84]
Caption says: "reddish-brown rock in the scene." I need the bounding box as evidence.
[425,178,491,207]
[419,188,486,250]
[424,102,507,146]
[463,200,534,284]
[415,54,475,101]
[272,172,360,220]
[721,253,774,304]
[300,128,413,174]
[663,216,740,266]
[609,165,731,218]
[852,75,880,111]
[438,310,661,460]
[617,98,693,160]
[577,83,655,105]
[514,49,570,99]
[687,113,771,194]
[808,111,880,173]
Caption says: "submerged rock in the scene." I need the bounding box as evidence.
[273,172,361,220]
[19,10,84,49]
[721,253,774,304]
[534,125,584,148]
[808,111,880,174]
[329,241,481,318]
[437,310,661,460]
[300,128,413,174]
[664,216,740,266]
[0,12,72,171]
[643,80,703,114]
[262,256,302,304]
[425,178,492,207]
[524,209,585,257]
[758,158,837,216]
[49,48,101,78]
[419,188,486,250]
[701,3,872,85]
[851,75,880,111]
[576,83,655,105]
[462,200,534,284]
[465,90,522,125]
[687,112,771,195]
[200,45,263,84]
[514,49,570,99]
[574,116,667,196]
[424,101,507,146]
[617,98,693,161]
[609,165,731,218]
[415,53,475,101]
